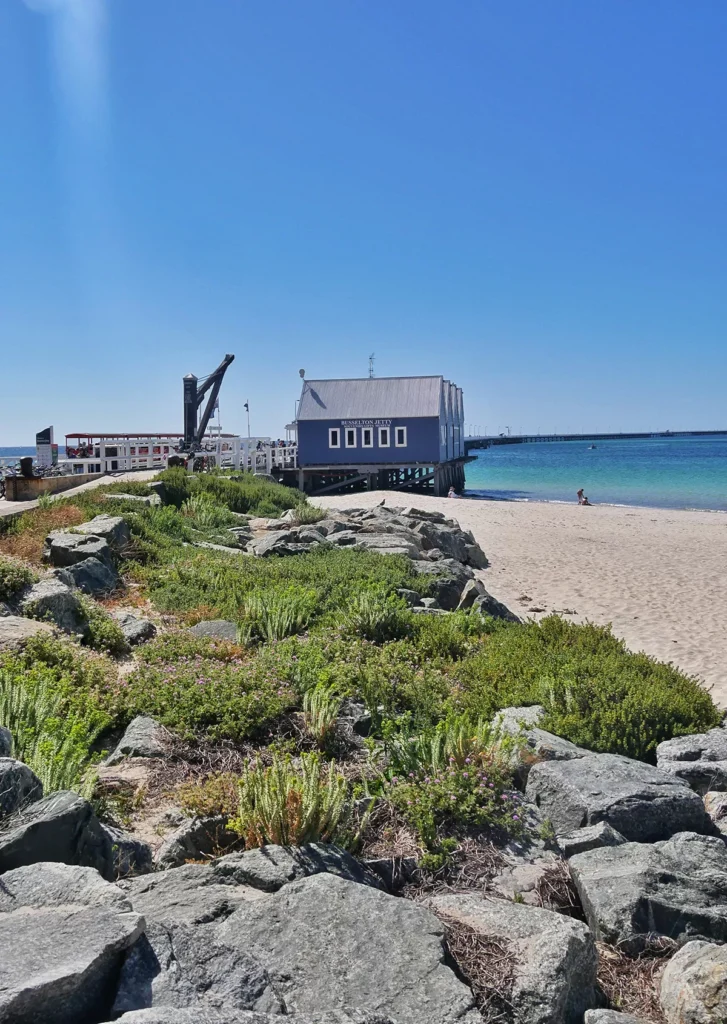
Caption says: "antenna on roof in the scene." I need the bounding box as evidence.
[368,353,375,379]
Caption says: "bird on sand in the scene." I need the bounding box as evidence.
[376,498,385,506]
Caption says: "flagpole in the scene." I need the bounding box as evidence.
[245,401,250,440]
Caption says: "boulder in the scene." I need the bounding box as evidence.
[363,855,418,891]
[525,753,709,842]
[704,790,727,834]
[396,588,423,607]
[473,590,521,621]
[218,872,479,1023]
[154,815,238,869]
[556,822,627,858]
[657,728,727,793]
[0,614,55,650]
[660,939,727,1023]
[412,521,469,562]
[354,534,422,559]
[73,514,131,551]
[102,824,154,878]
[253,531,301,556]
[490,833,561,905]
[0,725,11,756]
[428,893,597,1024]
[188,619,239,641]
[495,705,588,782]
[112,611,157,645]
[412,559,473,610]
[212,843,383,892]
[119,863,264,929]
[570,831,727,950]
[107,716,169,764]
[399,506,447,521]
[113,1009,396,1023]
[0,790,114,879]
[18,578,88,634]
[0,758,42,819]
[585,1014,647,1024]
[316,518,360,536]
[62,556,118,595]
[0,861,131,912]
[0,903,144,1024]
[44,530,114,568]
[464,542,488,569]
[456,578,487,610]
[104,492,162,506]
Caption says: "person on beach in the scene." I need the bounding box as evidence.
[448,486,459,498]
[577,489,592,505]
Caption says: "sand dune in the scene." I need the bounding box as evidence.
[316,492,727,707]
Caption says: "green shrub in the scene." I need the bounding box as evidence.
[79,597,129,657]
[343,591,410,643]
[240,587,317,642]
[159,467,300,517]
[453,616,720,761]
[115,641,295,741]
[381,711,519,778]
[0,666,105,793]
[302,685,342,747]
[231,753,357,848]
[177,772,239,818]
[290,503,327,525]
[0,556,37,602]
[182,492,237,530]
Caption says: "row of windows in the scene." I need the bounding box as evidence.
[329,425,407,449]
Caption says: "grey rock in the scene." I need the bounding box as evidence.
[473,590,521,622]
[428,892,597,1024]
[409,606,449,615]
[420,596,441,609]
[113,1010,396,1024]
[659,939,727,1023]
[0,861,131,912]
[102,824,154,878]
[412,559,474,610]
[73,513,131,551]
[584,1013,647,1024]
[63,556,119,595]
[0,790,113,879]
[704,790,727,834]
[396,587,422,607]
[329,529,361,547]
[525,753,709,841]
[104,492,162,506]
[490,832,560,905]
[0,725,11,756]
[0,602,11,617]
[0,758,42,819]
[456,578,487,610]
[119,863,263,929]
[464,542,488,569]
[212,843,383,892]
[657,728,727,793]
[354,534,422,559]
[422,546,445,560]
[570,831,727,949]
[0,614,55,650]
[112,611,157,645]
[556,822,627,858]
[413,520,469,562]
[399,506,446,521]
[107,716,169,764]
[0,903,144,1024]
[18,577,87,634]
[495,705,588,784]
[218,872,479,1023]
[44,529,114,568]
[296,527,327,545]
[316,518,360,537]
[154,815,237,869]
[495,705,548,730]
[253,531,299,556]
[188,618,239,640]
[339,699,373,736]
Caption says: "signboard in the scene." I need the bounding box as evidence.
[36,426,56,469]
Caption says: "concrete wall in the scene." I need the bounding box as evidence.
[3,473,105,502]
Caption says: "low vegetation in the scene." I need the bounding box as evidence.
[0,469,720,877]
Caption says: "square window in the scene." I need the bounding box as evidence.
[395,426,407,447]
[329,428,340,448]
[362,428,373,448]
[378,427,390,447]
[345,428,357,448]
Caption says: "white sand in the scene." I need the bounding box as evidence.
[316,492,727,706]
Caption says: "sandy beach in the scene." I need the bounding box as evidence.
[316,492,727,707]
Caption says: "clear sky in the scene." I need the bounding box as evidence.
[1,0,726,444]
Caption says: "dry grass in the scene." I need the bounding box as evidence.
[534,860,584,918]
[359,799,421,861]
[441,915,516,1023]
[597,940,674,1023]
[403,834,507,899]
[0,504,86,564]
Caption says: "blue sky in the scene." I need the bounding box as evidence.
[1,1,725,444]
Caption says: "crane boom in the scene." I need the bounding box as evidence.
[181,353,235,451]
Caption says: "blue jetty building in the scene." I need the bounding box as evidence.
[293,374,467,496]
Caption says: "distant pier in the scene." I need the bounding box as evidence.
[464,429,727,452]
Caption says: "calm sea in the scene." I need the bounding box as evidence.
[464,435,727,511]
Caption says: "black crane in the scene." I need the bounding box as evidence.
[181,353,235,452]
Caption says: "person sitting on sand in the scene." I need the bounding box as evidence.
[577,488,592,506]
[448,486,458,498]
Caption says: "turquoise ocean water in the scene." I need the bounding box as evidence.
[464,435,727,511]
